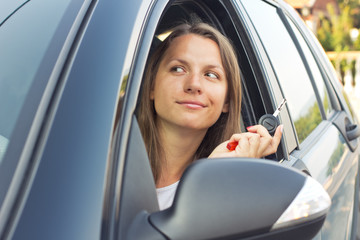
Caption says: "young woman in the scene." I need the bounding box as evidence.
[138,22,283,210]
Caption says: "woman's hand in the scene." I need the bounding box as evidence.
[208,124,283,159]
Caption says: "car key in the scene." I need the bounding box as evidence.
[272,98,287,118]
[227,99,286,151]
[258,98,286,136]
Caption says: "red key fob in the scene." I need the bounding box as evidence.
[227,142,238,151]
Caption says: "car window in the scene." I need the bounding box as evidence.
[0,0,73,163]
[241,0,323,144]
[139,1,256,135]
[286,16,332,118]
[140,0,289,160]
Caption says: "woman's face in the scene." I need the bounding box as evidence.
[151,34,229,132]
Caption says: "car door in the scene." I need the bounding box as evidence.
[0,0,158,239]
[237,0,360,239]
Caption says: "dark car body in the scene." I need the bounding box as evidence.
[0,0,359,239]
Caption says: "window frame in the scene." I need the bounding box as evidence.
[109,0,171,238]
[277,9,328,120]
[232,0,296,158]
[279,1,342,115]
[277,2,345,150]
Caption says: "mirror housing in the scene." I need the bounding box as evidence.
[128,158,330,240]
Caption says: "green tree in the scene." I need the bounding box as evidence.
[337,0,360,28]
[317,4,353,52]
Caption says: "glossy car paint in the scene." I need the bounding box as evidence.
[1,0,153,239]
[0,0,358,239]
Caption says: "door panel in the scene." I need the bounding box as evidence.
[297,123,357,239]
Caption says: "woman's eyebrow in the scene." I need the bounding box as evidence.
[205,64,225,74]
[167,58,224,74]
[165,58,191,68]
[167,58,188,65]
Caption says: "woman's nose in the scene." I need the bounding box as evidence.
[184,73,202,94]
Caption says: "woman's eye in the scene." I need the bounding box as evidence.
[205,72,219,79]
[171,66,185,73]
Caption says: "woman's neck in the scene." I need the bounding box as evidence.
[156,121,207,188]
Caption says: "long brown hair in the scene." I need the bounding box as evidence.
[137,22,242,182]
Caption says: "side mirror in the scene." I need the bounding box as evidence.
[128,158,330,240]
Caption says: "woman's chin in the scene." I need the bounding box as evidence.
[158,115,217,132]
[177,120,214,132]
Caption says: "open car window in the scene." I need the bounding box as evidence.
[120,0,290,237]
[137,0,277,145]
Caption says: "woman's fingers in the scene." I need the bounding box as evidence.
[262,124,283,155]
[247,125,271,156]
[230,132,261,158]
[247,124,283,156]
[209,125,283,159]
[234,133,250,153]
[228,132,255,143]
[241,133,260,157]
[247,125,271,137]
[210,133,259,158]
[273,125,283,145]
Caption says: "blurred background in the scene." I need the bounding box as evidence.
[284,0,360,120]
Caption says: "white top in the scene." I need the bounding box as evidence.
[156,181,179,210]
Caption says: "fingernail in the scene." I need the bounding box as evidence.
[279,124,284,133]
[246,126,253,131]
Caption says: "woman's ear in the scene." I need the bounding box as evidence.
[150,90,154,100]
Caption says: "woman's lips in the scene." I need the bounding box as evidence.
[177,100,206,109]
